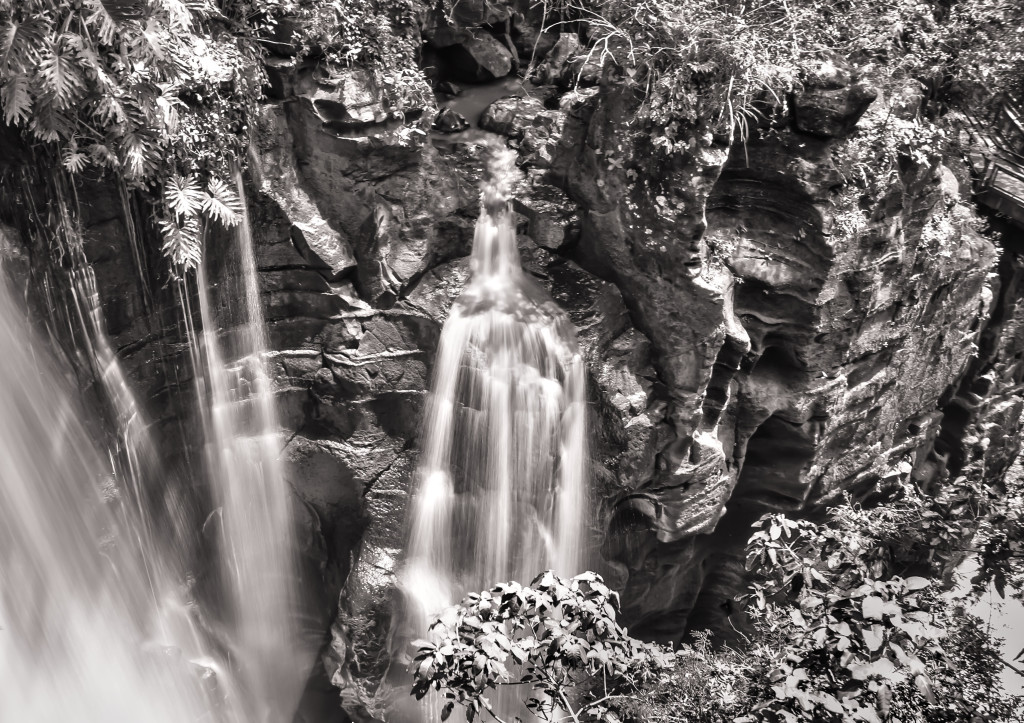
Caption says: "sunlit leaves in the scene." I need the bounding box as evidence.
[61,144,88,173]
[0,0,264,270]
[412,571,671,723]
[164,173,204,218]
[738,485,1023,723]
[1,17,46,71]
[119,129,155,179]
[159,214,202,270]
[154,0,195,34]
[38,40,85,108]
[82,0,118,46]
[92,93,127,126]
[202,177,242,227]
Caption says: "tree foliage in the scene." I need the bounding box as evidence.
[414,477,1024,723]
[737,507,1019,723]
[0,0,267,269]
[272,0,430,114]
[412,571,671,723]
[545,0,1024,150]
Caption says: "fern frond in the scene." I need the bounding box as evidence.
[164,173,203,218]
[202,177,243,227]
[159,214,202,270]
[38,40,85,109]
[1,74,33,125]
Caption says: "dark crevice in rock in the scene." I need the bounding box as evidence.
[736,413,819,509]
[701,332,747,427]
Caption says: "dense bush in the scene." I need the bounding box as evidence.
[269,0,430,113]
[412,570,671,723]
[0,0,272,268]
[551,0,1024,138]
[3,0,1024,270]
[413,475,1024,722]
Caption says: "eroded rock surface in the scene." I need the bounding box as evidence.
[11,8,1023,723]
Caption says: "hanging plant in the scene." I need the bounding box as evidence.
[0,0,265,271]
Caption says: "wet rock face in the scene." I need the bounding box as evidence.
[436,29,514,83]
[542,69,1006,642]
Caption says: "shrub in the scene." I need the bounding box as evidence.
[0,0,268,269]
[411,570,672,723]
[413,478,1024,722]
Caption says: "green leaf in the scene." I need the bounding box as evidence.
[862,595,885,621]
[83,0,119,46]
[164,174,203,218]
[120,130,152,179]
[914,673,936,704]
[203,177,243,227]
[28,97,71,143]
[159,215,202,270]
[38,41,85,109]
[92,94,126,126]
[62,148,88,174]
[1,74,32,125]
[862,624,884,652]
[849,657,896,681]
[1,18,47,72]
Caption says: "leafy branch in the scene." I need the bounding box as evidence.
[0,0,263,270]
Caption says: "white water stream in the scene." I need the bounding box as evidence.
[0,171,311,722]
[0,269,222,723]
[401,151,590,721]
[190,171,316,721]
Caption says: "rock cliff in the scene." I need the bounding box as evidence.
[3,4,1023,721]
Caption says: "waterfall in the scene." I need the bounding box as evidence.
[0,271,222,723]
[191,169,315,721]
[400,151,589,721]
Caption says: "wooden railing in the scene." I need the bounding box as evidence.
[963,96,1024,226]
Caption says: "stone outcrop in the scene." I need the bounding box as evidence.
[792,60,879,138]
[6,6,1024,722]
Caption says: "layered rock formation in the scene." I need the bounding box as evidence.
[4,4,1024,722]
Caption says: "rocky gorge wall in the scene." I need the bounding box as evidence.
[5,3,1024,721]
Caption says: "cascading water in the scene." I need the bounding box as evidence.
[400,150,590,721]
[0,269,222,723]
[0,168,311,722]
[190,169,316,720]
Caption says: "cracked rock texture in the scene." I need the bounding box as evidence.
[7,4,1024,721]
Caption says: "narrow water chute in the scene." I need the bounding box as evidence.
[400,150,590,721]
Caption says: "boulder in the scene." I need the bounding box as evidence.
[531,33,580,86]
[441,29,513,83]
[433,106,470,133]
[479,95,545,138]
[519,108,566,168]
[792,60,878,138]
[296,67,387,127]
[435,81,462,97]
